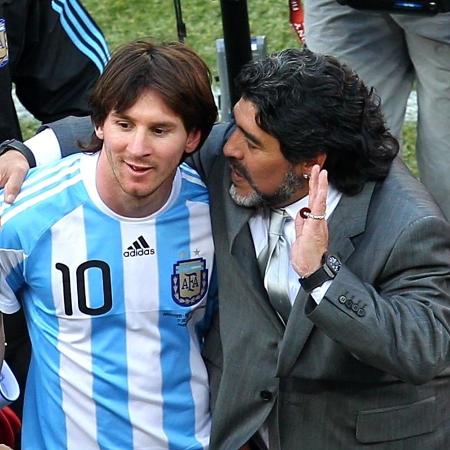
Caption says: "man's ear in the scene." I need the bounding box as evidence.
[185,129,202,154]
[305,153,327,170]
[95,125,104,140]
[297,153,327,179]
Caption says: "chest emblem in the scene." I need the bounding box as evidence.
[172,258,208,306]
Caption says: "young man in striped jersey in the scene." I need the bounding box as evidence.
[0,39,218,449]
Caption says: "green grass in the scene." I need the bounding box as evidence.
[20,0,418,173]
[83,1,299,72]
[402,122,418,177]
[21,117,40,140]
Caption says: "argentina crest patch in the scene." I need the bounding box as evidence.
[0,19,8,68]
[172,258,208,306]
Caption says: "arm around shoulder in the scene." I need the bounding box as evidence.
[0,115,93,203]
[38,115,94,159]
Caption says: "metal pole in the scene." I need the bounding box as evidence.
[220,0,252,107]
[173,0,187,42]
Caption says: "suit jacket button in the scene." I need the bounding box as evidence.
[338,295,347,304]
[260,390,273,402]
[357,308,366,317]
[352,303,359,312]
[345,299,353,308]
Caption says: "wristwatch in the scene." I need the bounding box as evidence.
[299,253,341,293]
[0,138,36,168]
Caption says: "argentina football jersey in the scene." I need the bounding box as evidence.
[0,153,216,450]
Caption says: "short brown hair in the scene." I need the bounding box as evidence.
[89,39,217,151]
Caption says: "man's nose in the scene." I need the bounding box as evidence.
[128,129,151,156]
[223,130,243,159]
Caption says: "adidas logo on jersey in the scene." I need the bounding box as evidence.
[123,236,155,257]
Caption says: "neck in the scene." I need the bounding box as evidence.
[104,194,171,218]
[273,187,309,209]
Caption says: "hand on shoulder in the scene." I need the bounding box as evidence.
[0,150,30,204]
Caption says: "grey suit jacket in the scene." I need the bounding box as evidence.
[194,123,450,450]
[47,117,450,450]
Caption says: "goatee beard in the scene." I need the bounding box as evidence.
[229,169,306,209]
[229,184,264,208]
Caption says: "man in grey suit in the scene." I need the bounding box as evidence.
[196,49,450,450]
[2,48,450,450]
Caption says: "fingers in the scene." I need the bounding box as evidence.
[308,164,328,216]
[0,151,30,204]
[4,170,27,204]
[295,165,328,238]
[308,165,319,204]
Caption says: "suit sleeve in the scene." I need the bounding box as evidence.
[25,115,94,167]
[306,214,450,384]
[40,115,94,158]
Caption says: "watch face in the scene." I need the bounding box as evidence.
[327,255,341,274]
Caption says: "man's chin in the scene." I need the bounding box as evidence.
[229,184,263,208]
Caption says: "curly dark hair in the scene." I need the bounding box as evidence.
[235,48,399,195]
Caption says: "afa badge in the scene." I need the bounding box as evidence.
[172,258,208,306]
[0,19,8,68]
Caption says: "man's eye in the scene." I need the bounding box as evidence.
[117,121,130,129]
[153,128,167,135]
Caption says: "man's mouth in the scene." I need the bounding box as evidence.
[126,162,152,173]
[229,162,246,181]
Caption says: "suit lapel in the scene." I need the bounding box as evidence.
[220,162,285,333]
[327,180,376,261]
[276,181,376,375]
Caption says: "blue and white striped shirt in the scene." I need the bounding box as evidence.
[0,153,216,450]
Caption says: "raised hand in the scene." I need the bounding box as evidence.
[291,164,329,277]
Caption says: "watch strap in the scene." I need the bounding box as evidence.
[299,253,341,293]
[0,138,36,168]
[299,266,332,293]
